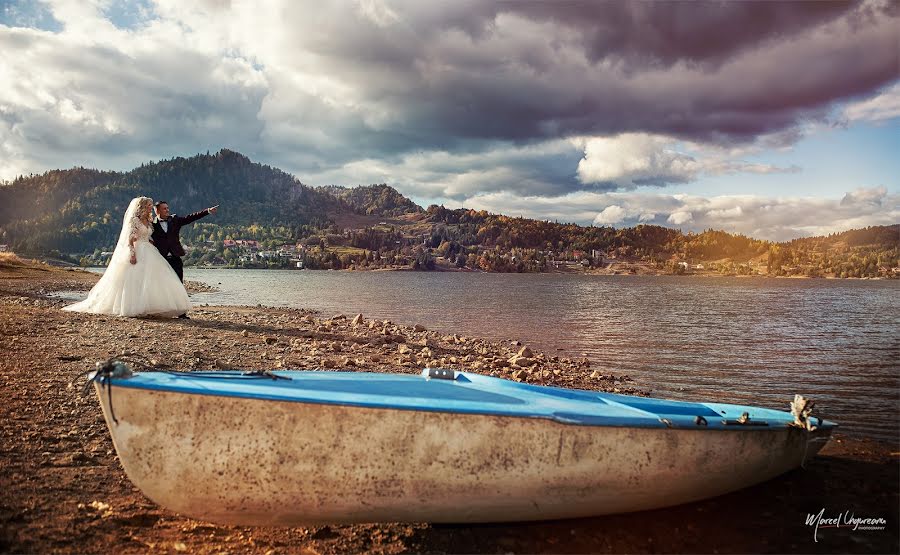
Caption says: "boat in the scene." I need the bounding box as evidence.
[86,362,835,525]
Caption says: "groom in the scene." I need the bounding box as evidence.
[152,200,218,317]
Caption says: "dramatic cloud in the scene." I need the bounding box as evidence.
[0,0,897,238]
[574,134,799,188]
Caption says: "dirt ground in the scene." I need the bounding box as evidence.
[1,260,897,554]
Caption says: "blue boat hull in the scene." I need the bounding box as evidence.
[92,369,835,524]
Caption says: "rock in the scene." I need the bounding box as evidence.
[516,346,534,358]
[330,314,346,321]
[512,369,528,381]
[419,337,436,348]
[264,337,278,345]
[342,357,356,367]
[508,355,534,367]
[398,344,412,355]
[414,324,426,332]
[240,329,249,337]
[351,314,363,325]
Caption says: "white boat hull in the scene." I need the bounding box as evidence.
[96,385,831,525]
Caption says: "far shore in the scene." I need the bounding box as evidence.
[62,261,898,280]
[1,256,897,554]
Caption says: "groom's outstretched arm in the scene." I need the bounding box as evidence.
[174,205,218,226]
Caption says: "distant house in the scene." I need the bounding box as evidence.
[0,244,8,252]
[228,239,260,250]
[223,239,236,248]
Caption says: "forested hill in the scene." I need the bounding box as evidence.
[317,184,422,216]
[0,150,349,252]
[0,168,121,226]
[0,150,896,277]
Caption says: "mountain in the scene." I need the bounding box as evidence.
[0,150,347,253]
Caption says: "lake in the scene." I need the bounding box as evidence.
[80,268,900,441]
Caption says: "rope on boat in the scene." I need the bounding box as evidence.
[789,395,817,431]
[72,357,142,425]
[789,394,819,469]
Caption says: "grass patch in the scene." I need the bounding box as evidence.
[328,246,368,256]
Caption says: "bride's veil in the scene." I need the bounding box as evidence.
[109,196,150,264]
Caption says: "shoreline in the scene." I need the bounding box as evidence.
[1,260,897,554]
[26,255,899,280]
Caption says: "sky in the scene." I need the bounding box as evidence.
[1,0,898,241]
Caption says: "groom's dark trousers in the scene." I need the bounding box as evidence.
[150,209,210,283]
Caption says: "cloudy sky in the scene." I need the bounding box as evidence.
[1,0,898,240]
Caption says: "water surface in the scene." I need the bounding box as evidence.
[78,269,900,441]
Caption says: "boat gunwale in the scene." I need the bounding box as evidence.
[99,370,837,432]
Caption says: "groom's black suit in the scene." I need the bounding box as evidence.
[151,209,211,282]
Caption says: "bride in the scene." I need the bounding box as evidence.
[63,196,191,317]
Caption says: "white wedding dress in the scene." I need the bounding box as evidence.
[63,197,191,317]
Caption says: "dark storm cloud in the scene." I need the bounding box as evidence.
[1,0,897,200]
[506,1,861,67]
[273,0,898,155]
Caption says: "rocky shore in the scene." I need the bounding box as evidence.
[1,259,897,554]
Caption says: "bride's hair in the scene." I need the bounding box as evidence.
[110,197,152,263]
